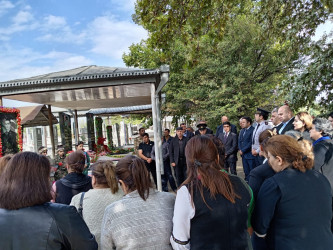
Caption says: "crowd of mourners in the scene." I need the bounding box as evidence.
[0,105,332,250]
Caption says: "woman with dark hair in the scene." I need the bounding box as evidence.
[205,134,225,169]
[171,135,252,249]
[53,151,92,204]
[248,129,276,250]
[253,135,333,250]
[76,140,90,174]
[292,111,313,142]
[249,129,276,199]
[0,154,12,176]
[101,155,175,249]
[0,152,97,250]
[70,160,123,247]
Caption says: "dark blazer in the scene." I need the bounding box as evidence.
[238,127,255,159]
[218,132,238,162]
[216,123,237,137]
[276,117,295,134]
[248,160,275,199]
[313,138,333,196]
[169,136,188,165]
[184,131,194,139]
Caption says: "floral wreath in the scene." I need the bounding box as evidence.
[0,107,23,157]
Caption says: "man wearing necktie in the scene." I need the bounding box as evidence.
[252,108,272,167]
[218,122,238,175]
[238,116,255,181]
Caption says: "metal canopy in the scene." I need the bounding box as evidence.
[0,65,168,110]
[89,104,152,116]
[0,64,169,192]
[20,105,58,127]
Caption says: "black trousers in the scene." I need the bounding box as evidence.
[225,158,237,175]
[174,157,187,187]
[161,159,177,192]
[144,161,157,187]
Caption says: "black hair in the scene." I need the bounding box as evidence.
[241,116,252,124]
[76,141,84,147]
[164,129,170,133]
[223,121,231,126]
[142,133,149,138]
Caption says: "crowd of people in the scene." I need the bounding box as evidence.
[0,106,332,250]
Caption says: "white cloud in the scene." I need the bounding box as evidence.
[37,15,86,44]
[12,10,34,24]
[43,15,67,30]
[0,0,14,17]
[0,9,37,37]
[88,15,147,60]
[113,0,135,12]
[0,46,92,82]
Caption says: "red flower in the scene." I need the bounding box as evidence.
[58,162,63,166]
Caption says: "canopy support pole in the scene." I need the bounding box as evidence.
[151,83,162,191]
[47,105,55,158]
[74,109,79,144]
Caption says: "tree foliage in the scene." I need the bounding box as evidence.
[124,0,332,128]
[282,34,333,112]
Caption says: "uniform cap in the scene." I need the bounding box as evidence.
[256,108,270,116]
[176,127,183,131]
[197,124,207,130]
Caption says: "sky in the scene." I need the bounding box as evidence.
[0,0,147,82]
[0,0,332,108]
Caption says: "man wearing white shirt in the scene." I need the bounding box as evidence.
[251,108,272,167]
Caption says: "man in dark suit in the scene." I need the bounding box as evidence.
[238,116,255,182]
[276,105,295,134]
[169,127,189,186]
[216,115,237,137]
[180,123,194,139]
[218,122,238,175]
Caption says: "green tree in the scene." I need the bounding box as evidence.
[124,0,332,127]
[282,34,333,112]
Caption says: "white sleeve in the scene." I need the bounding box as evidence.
[170,186,195,250]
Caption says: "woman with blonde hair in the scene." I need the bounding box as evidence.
[71,160,123,247]
[171,135,252,249]
[253,135,333,250]
[292,111,313,142]
[101,155,175,249]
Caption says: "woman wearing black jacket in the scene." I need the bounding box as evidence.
[0,152,97,250]
[53,151,92,204]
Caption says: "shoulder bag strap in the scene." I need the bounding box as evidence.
[78,192,85,217]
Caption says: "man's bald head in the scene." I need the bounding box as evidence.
[221,116,228,123]
[278,105,293,123]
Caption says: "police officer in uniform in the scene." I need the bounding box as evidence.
[251,108,272,167]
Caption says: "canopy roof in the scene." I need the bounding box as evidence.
[88,104,152,116]
[20,105,58,127]
[0,65,169,111]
